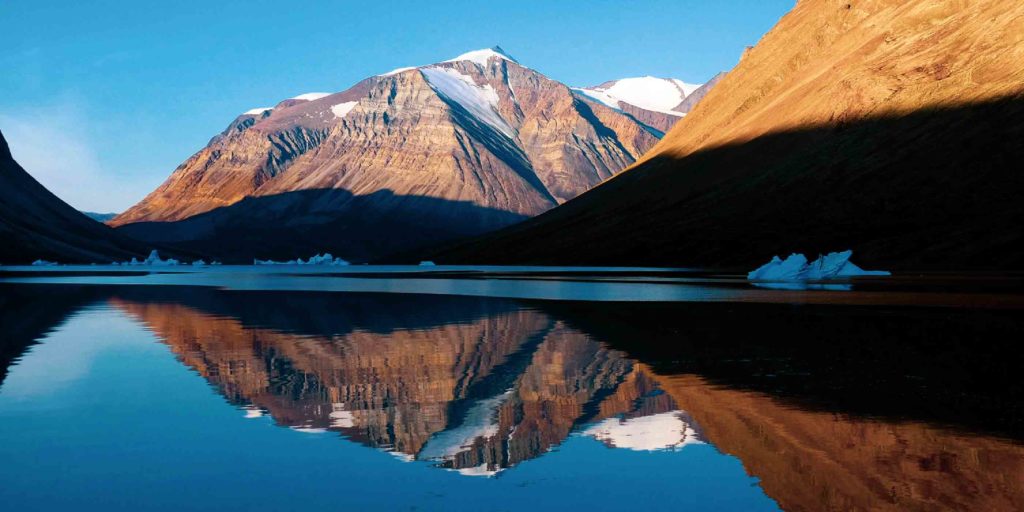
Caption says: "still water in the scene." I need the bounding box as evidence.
[1,271,1023,511]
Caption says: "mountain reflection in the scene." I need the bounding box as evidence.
[3,283,1023,510]
[111,297,703,475]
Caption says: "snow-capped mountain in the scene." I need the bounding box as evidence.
[574,75,722,133]
[111,46,661,262]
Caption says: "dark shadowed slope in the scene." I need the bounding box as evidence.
[116,188,530,263]
[0,130,155,264]
[425,0,1024,270]
[425,97,1024,269]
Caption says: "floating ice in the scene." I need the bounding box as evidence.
[191,259,207,266]
[117,250,179,266]
[747,250,890,281]
[31,259,58,266]
[419,261,436,267]
[253,253,350,266]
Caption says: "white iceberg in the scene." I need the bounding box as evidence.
[253,253,349,266]
[31,259,58,266]
[118,250,180,266]
[748,250,889,281]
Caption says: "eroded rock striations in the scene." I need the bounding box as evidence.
[111,47,668,262]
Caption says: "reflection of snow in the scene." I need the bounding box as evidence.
[456,464,498,477]
[289,426,328,434]
[418,389,513,462]
[583,411,704,451]
[242,405,264,419]
[329,404,354,428]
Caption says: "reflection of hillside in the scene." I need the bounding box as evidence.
[111,298,701,474]
[654,370,1024,511]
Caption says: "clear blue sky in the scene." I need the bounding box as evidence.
[0,0,793,212]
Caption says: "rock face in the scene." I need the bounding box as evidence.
[0,129,153,264]
[430,0,1024,270]
[111,47,661,262]
[574,75,721,133]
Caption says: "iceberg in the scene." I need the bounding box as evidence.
[117,250,180,266]
[253,253,349,266]
[191,259,207,266]
[748,250,889,281]
[419,261,436,267]
[31,259,58,266]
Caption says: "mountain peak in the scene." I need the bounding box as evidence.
[444,46,517,66]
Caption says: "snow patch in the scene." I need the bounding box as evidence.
[443,46,517,67]
[747,250,891,281]
[380,66,416,77]
[291,92,331,101]
[577,76,701,116]
[420,67,514,137]
[243,107,272,116]
[330,101,358,119]
[584,411,703,451]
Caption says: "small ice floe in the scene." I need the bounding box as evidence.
[31,259,58,266]
[119,249,179,266]
[419,261,436,267]
[747,250,889,289]
[191,259,207,266]
[253,253,349,266]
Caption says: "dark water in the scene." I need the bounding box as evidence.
[1,278,1023,511]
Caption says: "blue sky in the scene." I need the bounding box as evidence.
[0,0,793,211]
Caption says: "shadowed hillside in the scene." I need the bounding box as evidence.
[424,0,1024,270]
[0,130,157,264]
[426,96,1024,269]
[117,188,530,263]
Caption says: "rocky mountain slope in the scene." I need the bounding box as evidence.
[429,0,1024,270]
[574,74,721,133]
[111,47,665,262]
[0,129,154,264]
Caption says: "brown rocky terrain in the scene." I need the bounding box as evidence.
[0,129,156,264]
[430,0,1024,270]
[110,48,664,262]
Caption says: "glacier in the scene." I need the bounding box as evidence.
[253,253,350,266]
[748,250,890,281]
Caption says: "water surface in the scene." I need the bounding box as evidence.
[1,271,1023,511]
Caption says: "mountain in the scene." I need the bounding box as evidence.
[573,75,719,133]
[426,0,1024,270]
[110,47,662,262]
[0,129,155,264]
[81,211,117,222]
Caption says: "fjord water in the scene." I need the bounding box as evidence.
[1,274,1023,511]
